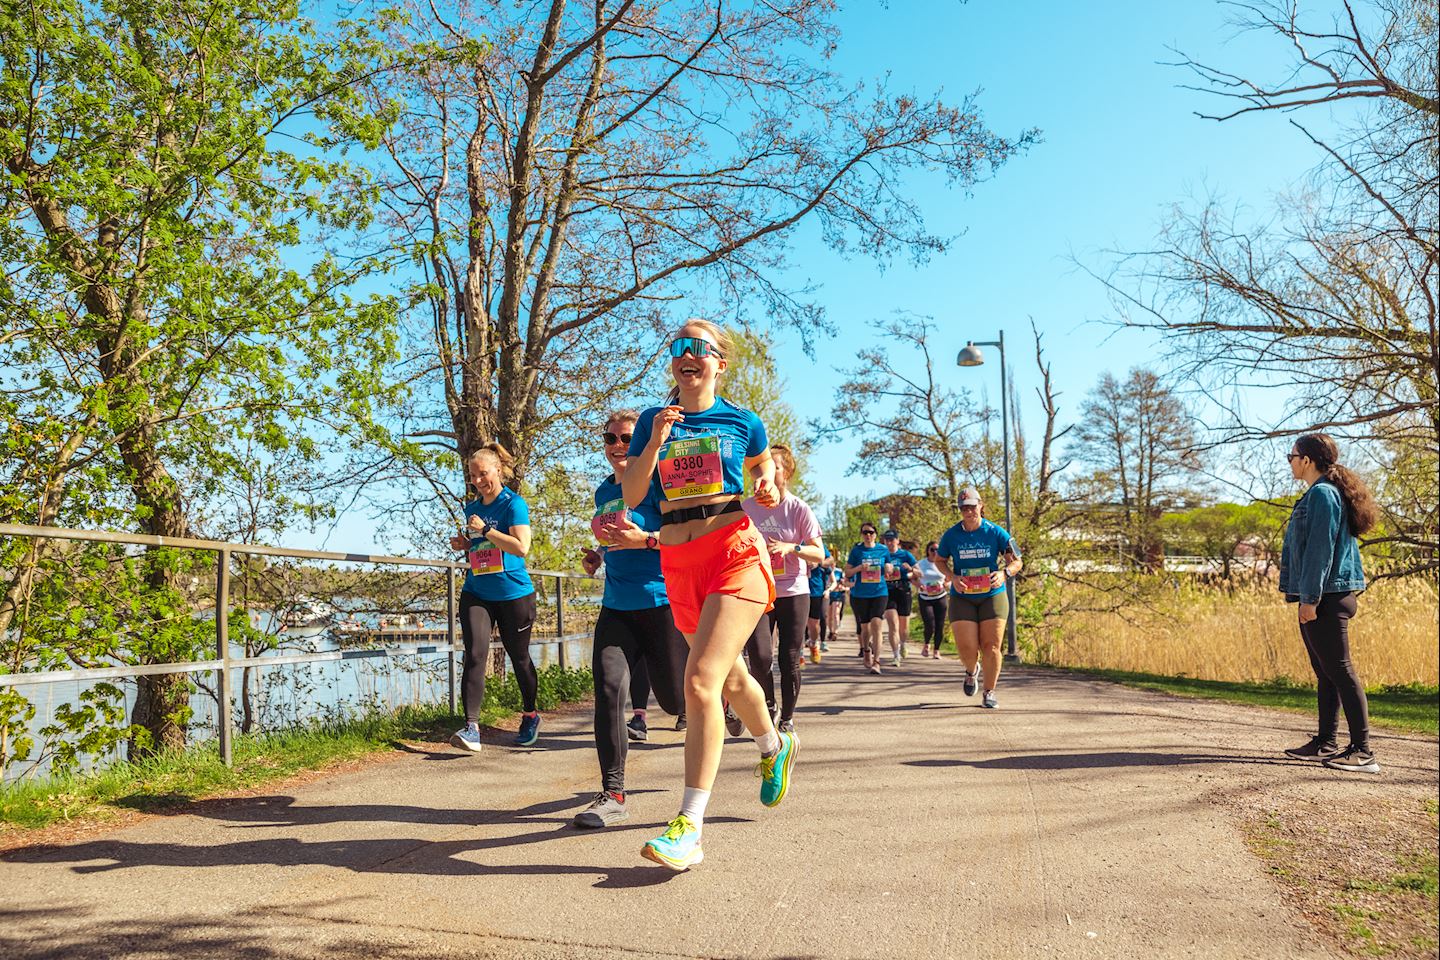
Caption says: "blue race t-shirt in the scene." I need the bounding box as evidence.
[884,548,919,594]
[937,519,1020,599]
[629,396,768,503]
[807,545,832,597]
[593,475,667,611]
[462,487,535,601]
[847,543,891,599]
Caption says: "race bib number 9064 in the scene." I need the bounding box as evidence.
[469,540,504,575]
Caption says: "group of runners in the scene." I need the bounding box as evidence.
[445,319,1022,871]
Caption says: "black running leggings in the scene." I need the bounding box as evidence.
[918,596,946,648]
[459,591,538,720]
[1298,591,1369,751]
[629,656,651,713]
[593,605,688,792]
[744,610,776,712]
[765,594,809,722]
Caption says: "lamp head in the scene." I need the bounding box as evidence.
[957,342,985,367]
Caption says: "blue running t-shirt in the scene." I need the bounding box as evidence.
[462,487,535,601]
[847,543,891,599]
[592,475,667,611]
[936,519,1020,599]
[807,545,832,597]
[629,397,768,503]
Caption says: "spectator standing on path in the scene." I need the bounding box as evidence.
[573,411,689,828]
[846,523,890,674]
[881,529,918,666]
[446,444,541,752]
[624,319,798,871]
[915,541,948,658]
[1279,434,1380,775]
[936,487,1022,709]
[744,443,825,734]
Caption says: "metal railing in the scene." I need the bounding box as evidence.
[0,523,596,766]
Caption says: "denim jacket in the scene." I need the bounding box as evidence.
[1278,480,1367,604]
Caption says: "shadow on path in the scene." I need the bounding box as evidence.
[906,751,1297,770]
[1,815,752,879]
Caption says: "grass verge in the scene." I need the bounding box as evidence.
[1243,796,1438,960]
[1032,664,1438,736]
[0,665,592,833]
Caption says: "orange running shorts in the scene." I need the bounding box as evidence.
[659,515,776,635]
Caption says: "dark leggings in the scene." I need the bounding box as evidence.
[593,605,688,792]
[744,611,777,712]
[629,656,651,713]
[918,596,946,647]
[766,594,809,722]
[459,591,538,720]
[1298,592,1369,750]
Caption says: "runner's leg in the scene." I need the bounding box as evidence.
[774,595,808,722]
[458,592,495,722]
[493,594,540,713]
[684,594,773,791]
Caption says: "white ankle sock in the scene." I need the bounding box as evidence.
[755,730,780,755]
[679,786,710,829]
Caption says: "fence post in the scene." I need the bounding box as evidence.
[446,565,457,713]
[554,573,566,670]
[216,548,233,767]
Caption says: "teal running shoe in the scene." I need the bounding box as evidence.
[641,814,703,871]
[756,730,798,807]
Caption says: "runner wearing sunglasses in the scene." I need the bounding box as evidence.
[446,443,541,752]
[573,411,688,828]
[624,319,797,871]
[881,529,918,667]
[744,443,824,734]
[846,524,890,674]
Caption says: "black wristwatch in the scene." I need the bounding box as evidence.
[645,534,658,550]
[480,521,494,538]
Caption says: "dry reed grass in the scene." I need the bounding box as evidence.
[1040,577,1439,686]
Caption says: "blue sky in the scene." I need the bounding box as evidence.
[772,0,1333,515]
[316,0,1342,554]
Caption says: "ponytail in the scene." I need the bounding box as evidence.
[1294,433,1379,536]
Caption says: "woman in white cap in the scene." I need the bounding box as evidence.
[935,487,1022,708]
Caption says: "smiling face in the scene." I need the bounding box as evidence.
[959,499,982,528]
[670,323,726,395]
[468,454,502,500]
[604,418,636,472]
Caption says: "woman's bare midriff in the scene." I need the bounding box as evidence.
[657,493,745,546]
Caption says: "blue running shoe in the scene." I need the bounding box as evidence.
[641,814,703,871]
[449,724,482,753]
[757,730,798,807]
[515,713,541,746]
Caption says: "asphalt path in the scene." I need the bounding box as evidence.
[2,628,1435,959]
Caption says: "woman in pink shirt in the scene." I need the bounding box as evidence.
[743,444,825,733]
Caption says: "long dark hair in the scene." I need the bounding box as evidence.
[1294,433,1379,536]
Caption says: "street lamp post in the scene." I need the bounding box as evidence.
[957,331,1020,664]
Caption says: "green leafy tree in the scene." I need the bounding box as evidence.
[1160,501,1290,579]
[0,0,402,759]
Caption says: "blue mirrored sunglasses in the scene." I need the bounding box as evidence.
[668,336,723,360]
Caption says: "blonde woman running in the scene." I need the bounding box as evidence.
[624,320,798,871]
